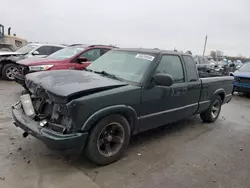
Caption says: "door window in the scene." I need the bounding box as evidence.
[36,46,53,55]
[80,48,101,61]
[155,55,184,83]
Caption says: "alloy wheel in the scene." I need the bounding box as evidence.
[97,122,125,157]
[211,99,220,119]
[6,66,18,80]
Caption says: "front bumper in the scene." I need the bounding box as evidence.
[12,105,88,151]
[234,82,250,93]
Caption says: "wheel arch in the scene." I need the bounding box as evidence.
[213,88,225,102]
[0,59,17,75]
[81,105,139,133]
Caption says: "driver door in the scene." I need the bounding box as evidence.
[139,54,188,132]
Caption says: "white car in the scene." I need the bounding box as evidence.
[0,43,65,80]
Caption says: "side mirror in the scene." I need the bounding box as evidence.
[77,57,88,63]
[32,51,39,55]
[153,73,174,87]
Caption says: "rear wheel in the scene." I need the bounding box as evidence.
[200,95,222,123]
[2,63,19,81]
[85,114,130,165]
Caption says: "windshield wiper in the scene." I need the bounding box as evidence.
[94,70,122,81]
[83,67,93,72]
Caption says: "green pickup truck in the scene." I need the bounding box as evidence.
[12,48,233,165]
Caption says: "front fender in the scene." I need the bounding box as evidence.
[81,105,138,132]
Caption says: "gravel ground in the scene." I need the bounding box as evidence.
[1,80,250,188]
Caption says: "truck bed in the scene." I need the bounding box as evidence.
[197,76,234,113]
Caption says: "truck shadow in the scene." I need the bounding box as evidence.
[234,92,250,99]
[67,115,214,171]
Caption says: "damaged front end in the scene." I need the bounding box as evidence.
[31,95,73,134]
[12,70,128,150]
[21,74,76,134]
[12,86,88,151]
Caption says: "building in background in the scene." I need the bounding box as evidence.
[210,50,224,61]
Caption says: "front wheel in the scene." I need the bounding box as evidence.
[2,63,19,81]
[85,114,130,165]
[200,95,222,123]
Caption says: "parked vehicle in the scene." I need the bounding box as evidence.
[194,55,211,72]
[12,48,233,165]
[235,61,243,70]
[0,43,65,80]
[214,61,236,76]
[14,45,115,87]
[231,62,250,94]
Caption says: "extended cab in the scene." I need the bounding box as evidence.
[12,48,233,165]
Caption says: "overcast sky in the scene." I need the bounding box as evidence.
[1,0,250,56]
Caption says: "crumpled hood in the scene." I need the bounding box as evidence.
[17,57,61,66]
[25,70,127,102]
[233,71,250,79]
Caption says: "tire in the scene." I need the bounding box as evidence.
[232,89,234,95]
[85,114,130,165]
[2,63,19,81]
[200,95,222,123]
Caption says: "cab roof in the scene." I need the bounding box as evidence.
[114,48,189,56]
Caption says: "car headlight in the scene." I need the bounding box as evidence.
[29,65,53,71]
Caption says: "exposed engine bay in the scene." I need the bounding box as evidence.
[21,93,73,134]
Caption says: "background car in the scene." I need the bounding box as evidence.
[194,55,211,72]
[15,44,116,87]
[232,62,250,95]
[16,43,65,58]
[0,43,65,80]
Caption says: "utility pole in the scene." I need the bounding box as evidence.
[202,35,207,57]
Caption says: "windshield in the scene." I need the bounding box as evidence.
[47,46,85,60]
[238,63,250,72]
[16,44,38,54]
[87,50,155,83]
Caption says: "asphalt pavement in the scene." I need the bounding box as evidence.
[1,80,250,188]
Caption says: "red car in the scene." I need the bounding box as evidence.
[15,44,115,87]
